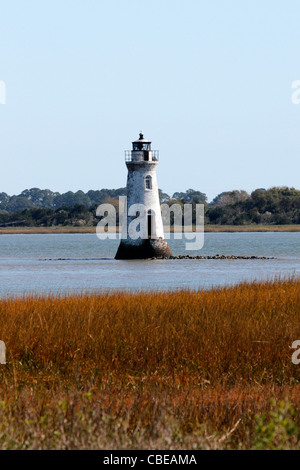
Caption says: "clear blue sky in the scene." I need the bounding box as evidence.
[1,0,300,202]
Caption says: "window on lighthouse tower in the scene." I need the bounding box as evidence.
[145,175,152,190]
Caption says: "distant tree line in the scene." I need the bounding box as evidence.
[206,187,300,225]
[0,186,299,227]
[0,188,127,212]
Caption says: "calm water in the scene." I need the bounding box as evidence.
[0,232,299,296]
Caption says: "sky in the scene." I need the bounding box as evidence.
[0,0,300,202]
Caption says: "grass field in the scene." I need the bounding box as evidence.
[0,224,300,234]
[0,279,300,449]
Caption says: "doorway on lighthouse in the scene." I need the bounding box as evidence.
[147,210,155,239]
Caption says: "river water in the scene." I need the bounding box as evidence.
[0,232,299,296]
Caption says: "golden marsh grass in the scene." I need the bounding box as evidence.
[0,279,300,449]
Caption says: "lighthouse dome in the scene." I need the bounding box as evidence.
[133,131,151,143]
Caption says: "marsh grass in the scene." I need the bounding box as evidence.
[1,224,300,234]
[0,279,300,449]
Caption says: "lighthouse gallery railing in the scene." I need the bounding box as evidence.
[125,150,159,162]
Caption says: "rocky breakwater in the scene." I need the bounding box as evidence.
[150,254,275,260]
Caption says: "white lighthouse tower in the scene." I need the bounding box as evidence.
[115,132,172,259]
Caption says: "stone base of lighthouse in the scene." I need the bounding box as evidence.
[115,238,172,260]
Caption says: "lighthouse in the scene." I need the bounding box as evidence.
[115,132,172,259]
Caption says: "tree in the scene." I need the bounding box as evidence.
[0,192,9,210]
[211,190,249,206]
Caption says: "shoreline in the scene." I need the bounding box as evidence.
[0,224,300,234]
